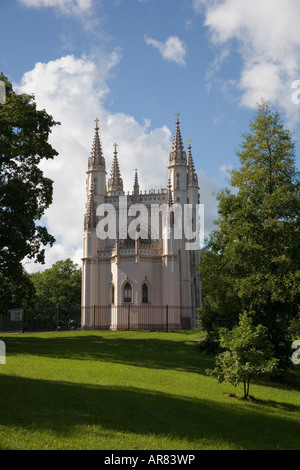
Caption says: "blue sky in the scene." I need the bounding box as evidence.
[1,0,300,271]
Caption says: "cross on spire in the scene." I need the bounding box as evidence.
[94,118,100,128]
[187,138,192,147]
[114,143,118,153]
[175,112,180,123]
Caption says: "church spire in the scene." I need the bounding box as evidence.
[187,139,198,187]
[169,113,186,164]
[133,168,140,202]
[88,118,105,170]
[107,143,124,196]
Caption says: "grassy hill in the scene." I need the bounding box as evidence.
[0,330,299,450]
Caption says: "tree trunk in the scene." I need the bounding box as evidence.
[243,378,251,399]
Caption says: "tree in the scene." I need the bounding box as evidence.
[0,73,59,310]
[198,100,300,371]
[207,313,278,399]
[29,259,82,330]
[30,259,81,309]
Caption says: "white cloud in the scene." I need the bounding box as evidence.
[195,0,300,125]
[145,35,187,66]
[19,0,93,15]
[205,47,230,93]
[16,53,173,272]
[16,51,219,272]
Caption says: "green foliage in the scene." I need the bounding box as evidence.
[27,259,82,331]
[30,259,82,309]
[207,313,278,399]
[198,100,300,370]
[0,73,59,310]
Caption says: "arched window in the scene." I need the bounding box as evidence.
[124,283,132,303]
[142,283,148,303]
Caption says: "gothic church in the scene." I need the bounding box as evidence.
[81,115,201,330]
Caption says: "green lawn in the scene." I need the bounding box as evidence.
[0,330,299,450]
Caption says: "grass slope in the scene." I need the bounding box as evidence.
[0,330,299,450]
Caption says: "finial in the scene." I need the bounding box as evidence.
[94,118,100,128]
[114,143,118,153]
[187,138,192,148]
[135,168,138,173]
[175,112,180,124]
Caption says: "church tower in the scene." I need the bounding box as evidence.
[167,114,192,309]
[168,113,188,206]
[82,119,106,318]
[186,139,201,312]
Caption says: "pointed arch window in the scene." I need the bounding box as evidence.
[142,283,148,303]
[124,283,132,303]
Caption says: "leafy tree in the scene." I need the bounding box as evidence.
[30,259,81,309]
[197,248,243,353]
[28,259,82,331]
[0,73,59,310]
[207,313,278,399]
[198,100,300,371]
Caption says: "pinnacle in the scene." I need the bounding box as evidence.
[187,141,198,187]
[169,114,186,163]
[89,120,105,170]
[84,187,97,230]
[167,178,173,206]
[134,169,139,187]
[108,143,124,195]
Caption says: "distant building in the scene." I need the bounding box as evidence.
[81,115,201,330]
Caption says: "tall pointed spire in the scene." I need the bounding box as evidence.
[88,118,105,170]
[169,113,186,164]
[134,168,139,188]
[133,168,140,202]
[107,143,124,196]
[187,139,198,187]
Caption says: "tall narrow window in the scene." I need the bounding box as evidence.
[111,284,115,304]
[124,283,132,303]
[142,283,148,303]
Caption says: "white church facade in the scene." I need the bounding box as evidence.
[81,115,201,330]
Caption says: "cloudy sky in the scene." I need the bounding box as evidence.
[1,0,300,271]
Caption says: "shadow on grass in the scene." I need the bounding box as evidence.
[248,397,300,413]
[0,373,299,450]
[1,333,215,374]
